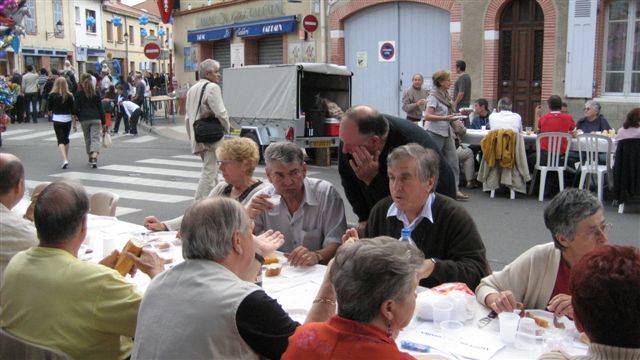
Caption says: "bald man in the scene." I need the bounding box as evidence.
[0,153,38,290]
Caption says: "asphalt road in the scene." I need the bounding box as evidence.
[2,121,638,271]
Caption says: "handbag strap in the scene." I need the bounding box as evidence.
[195,82,210,119]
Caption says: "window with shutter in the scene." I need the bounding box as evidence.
[602,0,640,95]
[565,0,597,98]
[25,0,36,34]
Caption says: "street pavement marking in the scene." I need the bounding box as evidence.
[1,129,32,137]
[44,132,83,141]
[116,207,141,217]
[172,154,201,160]
[50,171,198,191]
[99,164,203,178]
[123,135,156,143]
[137,158,203,168]
[26,180,193,203]
[157,125,187,134]
[5,130,52,140]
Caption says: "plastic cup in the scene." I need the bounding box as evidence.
[440,320,464,352]
[499,312,520,345]
[515,317,538,350]
[267,194,281,216]
[481,125,487,131]
[433,299,453,325]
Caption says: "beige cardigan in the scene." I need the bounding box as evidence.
[475,242,561,309]
[184,79,230,154]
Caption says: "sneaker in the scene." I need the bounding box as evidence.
[61,161,68,169]
[91,159,97,169]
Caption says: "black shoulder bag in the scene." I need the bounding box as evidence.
[193,82,225,143]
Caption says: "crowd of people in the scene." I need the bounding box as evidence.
[0,57,638,360]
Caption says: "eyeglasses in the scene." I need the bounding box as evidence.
[582,222,612,240]
[217,160,235,166]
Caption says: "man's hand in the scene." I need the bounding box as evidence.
[99,249,137,277]
[547,294,573,318]
[417,259,435,280]
[348,146,380,185]
[253,230,284,255]
[247,194,274,219]
[355,221,367,237]
[416,99,426,107]
[341,228,359,243]
[126,248,166,279]
[143,216,168,231]
[485,291,523,313]
[285,246,318,267]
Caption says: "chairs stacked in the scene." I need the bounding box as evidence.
[576,134,613,203]
[89,191,120,217]
[613,138,640,213]
[528,132,572,201]
[0,328,70,360]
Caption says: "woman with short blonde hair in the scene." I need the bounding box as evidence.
[47,76,76,168]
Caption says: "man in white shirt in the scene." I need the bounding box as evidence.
[489,97,522,133]
[21,65,39,123]
[0,153,38,293]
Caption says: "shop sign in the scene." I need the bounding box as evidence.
[235,16,296,38]
[197,1,284,28]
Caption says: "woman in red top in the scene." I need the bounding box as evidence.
[282,237,424,360]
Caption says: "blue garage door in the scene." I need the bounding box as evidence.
[345,2,450,116]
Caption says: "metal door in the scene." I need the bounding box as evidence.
[257,36,283,65]
[345,2,450,116]
[213,39,231,86]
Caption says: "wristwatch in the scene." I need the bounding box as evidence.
[314,251,324,264]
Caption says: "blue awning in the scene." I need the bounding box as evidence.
[234,15,297,38]
[188,25,233,43]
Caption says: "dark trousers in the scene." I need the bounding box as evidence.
[127,109,141,135]
[25,92,39,123]
[113,105,130,133]
[12,95,24,123]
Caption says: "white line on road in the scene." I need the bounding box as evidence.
[6,130,52,140]
[172,154,201,160]
[26,180,193,203]
[123,135,156,143]
[99,165,203,178]
[137,158,203,168]
[157,125,187,134]
[1,129,32,137]
[116,207,141,216]
[50,171,198,191]
[45,132,84,141]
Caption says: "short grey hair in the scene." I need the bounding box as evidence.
[497,97,512,111]
[543,188,602,250]
[331,236,425,323]
[34,180,89,245]
[264,141,304,168]
[180,197,249,260]
[198,59,220,79]
[586,100,601,114]
[387,144,440,191]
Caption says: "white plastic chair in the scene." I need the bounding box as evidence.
[528,132,572,201]
[576,134,613,202]
[89,191,120,217]
[1,327,70,360]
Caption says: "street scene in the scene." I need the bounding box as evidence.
[1,0,640,359]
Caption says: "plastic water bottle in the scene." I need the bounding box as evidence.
[399,228,416,246]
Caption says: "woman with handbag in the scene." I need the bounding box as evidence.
[75,73,106,169]
[47,77,76,169]
[423,70,468,200]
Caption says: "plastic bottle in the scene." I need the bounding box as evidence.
[399,228,416,246]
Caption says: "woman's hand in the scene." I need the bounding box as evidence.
[485,291,523,313]
[547,293,573,318]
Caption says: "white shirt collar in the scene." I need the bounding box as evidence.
[386,192,435,230]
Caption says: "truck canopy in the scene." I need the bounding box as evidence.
[223,63,352,126]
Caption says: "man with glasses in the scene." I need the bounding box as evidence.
[475,188,609,318]
[247,142,347,267]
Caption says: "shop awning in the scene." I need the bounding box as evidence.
[188,25,233,43]
[234,15,297,38]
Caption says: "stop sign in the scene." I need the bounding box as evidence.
[144,43,161,60]
[303,14,318,33]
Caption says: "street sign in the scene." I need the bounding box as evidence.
[144,43,161,60]
[302,14,318,33]
[144,35,160,47]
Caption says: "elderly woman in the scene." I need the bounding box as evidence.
[423,70,467,200]
[144,137,267,231]
[475,188,608,318]
[615,107,640,141]
[576,100,611,133]
[282,237,424,359]
[539,245,640,360]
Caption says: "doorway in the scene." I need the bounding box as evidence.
[497,0,544,126]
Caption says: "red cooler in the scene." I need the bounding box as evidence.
[324,118,340,136]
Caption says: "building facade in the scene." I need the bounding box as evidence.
[74,0,106,76]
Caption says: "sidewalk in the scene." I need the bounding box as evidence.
[138,112,190,143]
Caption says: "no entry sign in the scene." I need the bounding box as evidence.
[144,42,161,60]
[303,14,318,33]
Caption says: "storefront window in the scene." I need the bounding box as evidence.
[604,0,640,94]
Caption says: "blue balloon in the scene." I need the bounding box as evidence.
[138,15,149,25]
[10,35,19,53]
[158,28,166,37]
[112,16,122,27]
[140,28,147,37]
[169,16,174,25]
[112,59,121,77]
[86,16,96,27]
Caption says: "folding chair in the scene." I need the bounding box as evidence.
[89,191,120,217]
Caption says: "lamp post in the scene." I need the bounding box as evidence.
[124,32,129,78]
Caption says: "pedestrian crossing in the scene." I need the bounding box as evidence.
[1,127,160,144]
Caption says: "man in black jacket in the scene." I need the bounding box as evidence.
[338,105,456,233]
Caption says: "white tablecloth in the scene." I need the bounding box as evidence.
[86,217,588,360]
[462,129,616,153]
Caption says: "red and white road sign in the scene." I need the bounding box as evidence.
[302,14,318,33]
[144,42,161,60]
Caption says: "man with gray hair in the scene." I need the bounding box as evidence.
[248,141,347,266]
[345,144,489,289]
[489,97,522,133]
[185,59,230,199]
[1,180,165,360]
[132,197,336,359]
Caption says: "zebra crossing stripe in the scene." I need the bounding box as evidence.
[172,154,201,160]
[5,130,52,140]
[25,180,193,203]
[99,164,203,179]
[1,129,32,137]
[137,158,203,168]
[50,171,198,191]
[124,135,156,143]
[115,206,141,216]
[44,132,84,141]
